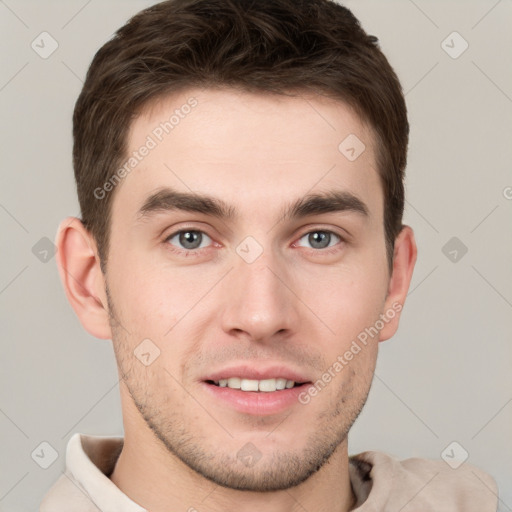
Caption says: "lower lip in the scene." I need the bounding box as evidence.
[201,382,312,416]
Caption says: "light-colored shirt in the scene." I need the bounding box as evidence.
[40,433,498,511]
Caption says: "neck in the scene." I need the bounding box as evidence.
[110,384,356,512]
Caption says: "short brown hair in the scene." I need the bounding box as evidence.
[73,0,408,274]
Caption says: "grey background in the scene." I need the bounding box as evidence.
[1,0,511,510]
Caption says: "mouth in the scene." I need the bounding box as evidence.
[205,377,308,392]
[200,367,313,415]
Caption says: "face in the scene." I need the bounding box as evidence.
[104,87,392,491]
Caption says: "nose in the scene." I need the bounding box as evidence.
[219,245,300,343]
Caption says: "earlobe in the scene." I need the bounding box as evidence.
[55,217,112,340]
[379,225,418,342]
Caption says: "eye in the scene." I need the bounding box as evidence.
[295,230,342,250]
[165,230,213,252]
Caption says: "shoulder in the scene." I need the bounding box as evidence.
[349,450,498,511]
[39,472,101,512]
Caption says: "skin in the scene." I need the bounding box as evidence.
[56,87,417,512]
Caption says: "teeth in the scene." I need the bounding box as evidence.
[213,377,297,392]
[227,377,241,389]
[258,379,277,392]
[241,379,259,391]
[276,378,287,390]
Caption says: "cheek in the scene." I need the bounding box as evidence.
[299,262,387,344]
[107,254,218,378]
[107,254,176,341]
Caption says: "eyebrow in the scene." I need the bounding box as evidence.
[136,187,369,223]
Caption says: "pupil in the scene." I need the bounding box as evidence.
[180,231,201,249]
[310,231,329,249]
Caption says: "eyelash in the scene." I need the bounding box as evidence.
[163,227,346,257]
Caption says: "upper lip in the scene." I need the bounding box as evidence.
[202,364,312,383]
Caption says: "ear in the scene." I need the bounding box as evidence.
[379,225,417,342]
[55,217,112,340]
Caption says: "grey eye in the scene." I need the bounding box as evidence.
[297,231,341,249]
[167,230,212,250]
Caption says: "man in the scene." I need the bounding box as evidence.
[41,0,498,509]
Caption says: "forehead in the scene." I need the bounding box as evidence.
[112,87,382,226]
